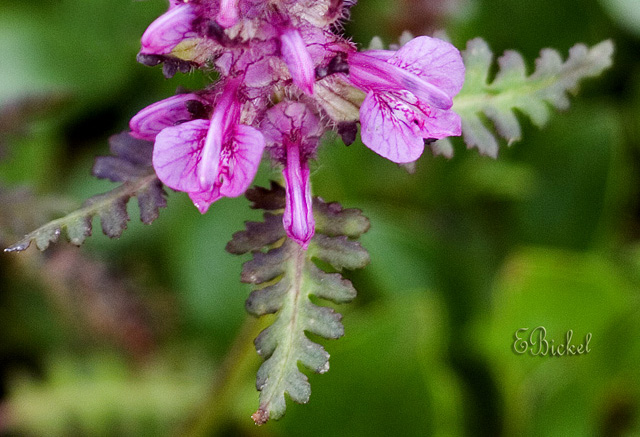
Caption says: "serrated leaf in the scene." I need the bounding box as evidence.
[94,195,130,238]
[307,263,357,304]
[245,181,287,210]
[66,216,93,245]
[241,245,290,284]
[438,38,614,157]
[35,227,60,251]
[4,133,166,253]
[314,198,371,238]
[429,137,455,158]
[245,279,290,316]
[229,182,370,425]
[137,179,167,225]
[226,213,287,255]
[250,241,334,424]
[311,234,371,270]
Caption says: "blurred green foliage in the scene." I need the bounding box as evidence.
[1,0,639,435]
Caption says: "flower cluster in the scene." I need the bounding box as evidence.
[130,0,465,249]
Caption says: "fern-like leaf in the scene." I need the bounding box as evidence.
[433,39,614,158]
[227,183,370,425]
[4,133,166,253]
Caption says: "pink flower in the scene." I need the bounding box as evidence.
[133,1,465,250]
[347,36,465,163]
[129,93,209,141]
[262,102,323,248]
[139,3,198,56]
[152,79,265,213]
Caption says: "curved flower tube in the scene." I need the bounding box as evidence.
[262,102,323,247]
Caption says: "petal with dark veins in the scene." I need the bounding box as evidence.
[359,92,425,163]
[153,119,209,194]
[220,125,266,198]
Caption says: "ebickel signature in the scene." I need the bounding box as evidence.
[513,326,592,356]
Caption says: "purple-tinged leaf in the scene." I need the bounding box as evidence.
[226,213,287,255]
[229,183,370,424]
[5,133,166,253]
[245,181,286,210]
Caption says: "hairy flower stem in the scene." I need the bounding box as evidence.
[182,316,268,436]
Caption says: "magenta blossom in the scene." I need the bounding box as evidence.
[347,36,465,163]
[140,3,199,56]
[262,102,323,248]
[152,79,265,213]
[134,0,465,250]
[129,93,209,141]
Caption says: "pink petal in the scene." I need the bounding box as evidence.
[418,107,462,138]
[389,36,465,98]
[283,140,314,249]
[262,102,322,147]
[217,0,239,28]
[152,119,209,193]
[362,49,395,61]
[219,124,265,197]
[280,28,315,96]
[129,93,204,141]
[199,118,223,188]
[198,79,241,187]
[140,4,198,55]
[348,52,452,110]
[188,189,222,214]
[359,91,425,163]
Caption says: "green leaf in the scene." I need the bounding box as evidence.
[227,182,370,425]
[439,38,614,158]
[4,133,166,252]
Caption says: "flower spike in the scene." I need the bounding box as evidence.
[134,1,466,422]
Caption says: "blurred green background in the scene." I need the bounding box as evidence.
[1,0,640,435]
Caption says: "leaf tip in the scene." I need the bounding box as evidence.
[251,408,270,425]
[3,240,30,253]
